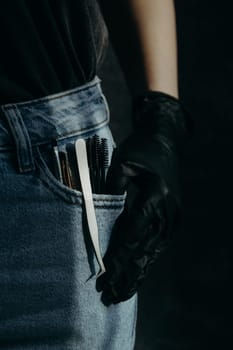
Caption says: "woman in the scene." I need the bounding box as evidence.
[0,0,193,348]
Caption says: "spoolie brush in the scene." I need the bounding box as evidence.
[93,134,101,194]
[100,137,109,193]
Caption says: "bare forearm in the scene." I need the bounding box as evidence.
[99,0,179,98]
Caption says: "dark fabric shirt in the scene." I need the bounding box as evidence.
[0,0,109,104]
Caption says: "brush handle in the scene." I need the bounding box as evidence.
[75,138,106,277]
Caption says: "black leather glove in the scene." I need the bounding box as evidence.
[96,90,195,306]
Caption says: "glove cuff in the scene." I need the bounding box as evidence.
[132,90,195,143]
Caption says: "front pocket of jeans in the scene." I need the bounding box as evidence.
[32,128,126,208]
[32,130,127,281]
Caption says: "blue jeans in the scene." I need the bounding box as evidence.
[0,75,138,349]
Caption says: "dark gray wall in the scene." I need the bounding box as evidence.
[97,1,232,349]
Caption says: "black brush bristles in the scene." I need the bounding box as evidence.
[93,134,101,193]
[84,134,110,194]
[100,138,109,193]
[102,138,109,168]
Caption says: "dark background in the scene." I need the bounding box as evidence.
[98,1,233,349]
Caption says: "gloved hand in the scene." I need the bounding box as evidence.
[96,90,195,306]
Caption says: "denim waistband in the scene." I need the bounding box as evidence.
[0,75,110,173]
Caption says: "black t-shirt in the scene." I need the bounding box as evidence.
[0,0,109,104]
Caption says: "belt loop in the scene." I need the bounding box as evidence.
[0,105,35,173]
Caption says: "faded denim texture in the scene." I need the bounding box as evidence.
[0,75,138,349]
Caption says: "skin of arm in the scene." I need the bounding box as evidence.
[99,0,179,99]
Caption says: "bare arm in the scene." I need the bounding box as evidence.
[99,0,179,98]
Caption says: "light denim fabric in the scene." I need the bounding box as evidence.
[0,75,138,349]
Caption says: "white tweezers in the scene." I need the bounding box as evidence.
[75,138,106,278]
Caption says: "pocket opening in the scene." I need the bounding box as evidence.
[33,137,127,208]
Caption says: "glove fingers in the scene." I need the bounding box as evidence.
[96,194,166,300]
[96,177,177,304]
[100,258,142,305]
